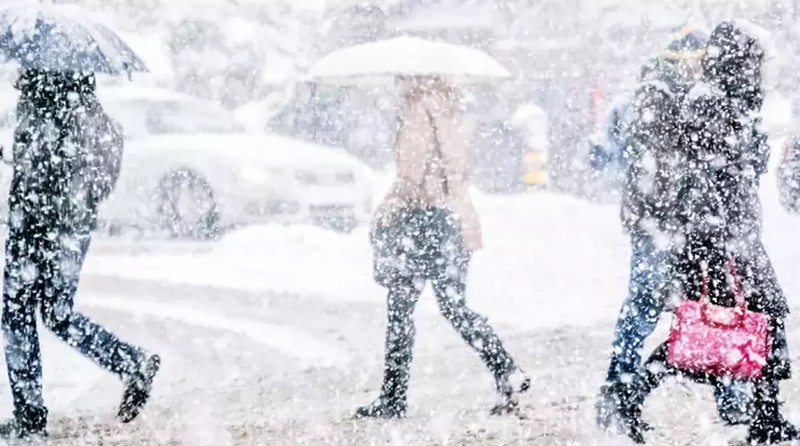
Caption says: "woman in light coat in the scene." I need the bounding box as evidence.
[355,77,529,419]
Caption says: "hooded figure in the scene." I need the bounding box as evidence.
[616,21,798,445]
[356,77,529,419]
[0,69,160,439]
[595,25,753,434]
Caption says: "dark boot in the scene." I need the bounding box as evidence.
[119,353,161,423]
[491,367,531,415]
[595,379,648,444]
[356,282,418,419]
[354,364,410,419]
[748,381,799,444]
[0,406,47,439]
[353,396,408,419]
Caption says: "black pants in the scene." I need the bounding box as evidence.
[379,253,516,402]
[2,224,143,425]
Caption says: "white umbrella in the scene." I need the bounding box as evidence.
[307,36,511,85]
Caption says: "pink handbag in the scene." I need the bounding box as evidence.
[667,260,771,379]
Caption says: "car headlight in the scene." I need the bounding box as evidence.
[240,166,272,185]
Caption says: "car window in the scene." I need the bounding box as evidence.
[104,98,245,137]
[145,100,245,135]
[0,95,244,138]
[104,101,151,138]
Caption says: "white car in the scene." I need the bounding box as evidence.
[0,85,373,237]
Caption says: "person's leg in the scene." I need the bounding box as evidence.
[713,379,753,426]
[355,277,422,418]
[748,378,799,444]
[598,233,665,431]
[605,233,665,383]
[431,254,515,380]
[39,233,144,376]
[40,232,160,423]
[748,316,798,443]
[430,251,529,414]
[611,343,677,444]
[1,226,48,436]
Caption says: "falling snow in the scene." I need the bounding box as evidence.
[0,0,794,445]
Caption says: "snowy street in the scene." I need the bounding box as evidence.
[0,165,794,445]
[0,1,798,444]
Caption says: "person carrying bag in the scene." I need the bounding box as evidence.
[357,77,529,419]
[610,21,798,445]
[371,109,457,286]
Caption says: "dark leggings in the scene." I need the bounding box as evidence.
[379,255,516,401]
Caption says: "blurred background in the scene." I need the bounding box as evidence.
[0,0,797,230]
[50,0,800,192]
[0,3,798,443]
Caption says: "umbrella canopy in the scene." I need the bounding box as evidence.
[0,3,147,75]
[307,36,511,85]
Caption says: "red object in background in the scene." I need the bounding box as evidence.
[667,260,771,380]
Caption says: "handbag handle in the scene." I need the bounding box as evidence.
[699,259,747,328]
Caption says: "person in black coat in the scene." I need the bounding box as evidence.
[0,69,160,439]
[616,21,798,445]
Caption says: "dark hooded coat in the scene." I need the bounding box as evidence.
[9,69,123,234]
[669,21,788,378]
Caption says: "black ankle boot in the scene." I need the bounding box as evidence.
[354,396,408,419]
[748,414,799,444]
[748,382,800,444]
[491,367,531,415]
[596,379,648,444]
[119,352,161,423]
[0,406,47,439]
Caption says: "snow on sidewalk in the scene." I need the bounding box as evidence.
[84,191,630,332]
[84,160,800,334]
[82,294,351,369]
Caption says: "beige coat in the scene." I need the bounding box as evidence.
[373,91,483,251]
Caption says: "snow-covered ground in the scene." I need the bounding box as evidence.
[83,153,800,333]
[85,188,629,332]
[0,145,796,444]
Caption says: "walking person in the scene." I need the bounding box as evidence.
[355,77,529,418]
[596,26,751,432]
[614,21,798,444]
[0,69,160,438]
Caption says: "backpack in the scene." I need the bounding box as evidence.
[81,104,124,203]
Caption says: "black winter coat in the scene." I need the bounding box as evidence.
[672,83,786,318]
[621,59,693,236]
[9,71,123,234]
